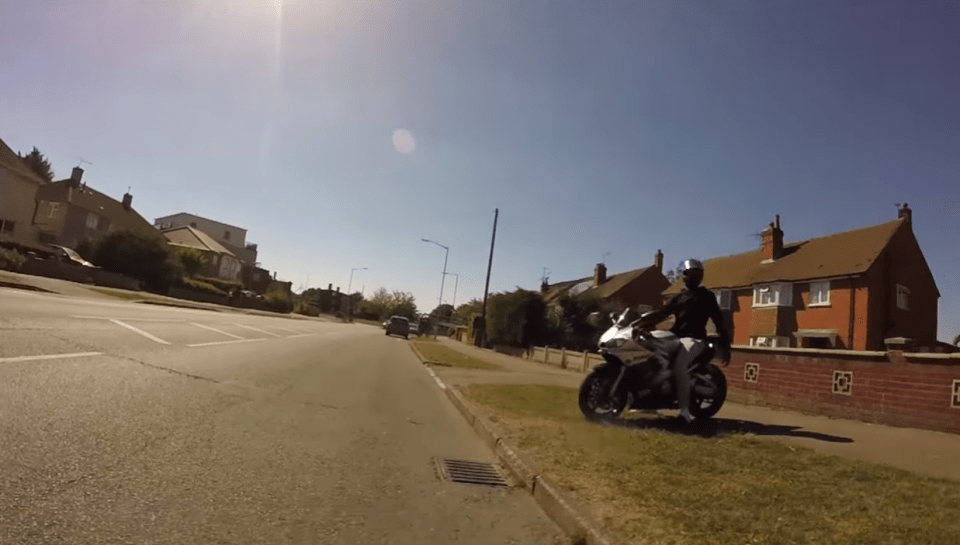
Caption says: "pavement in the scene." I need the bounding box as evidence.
[0,269,331,321]
[0,288,568,544]
[428,337,960,482]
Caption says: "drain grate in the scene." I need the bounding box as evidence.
[434,458,509,487]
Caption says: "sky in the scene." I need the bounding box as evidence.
[1,0,958,341]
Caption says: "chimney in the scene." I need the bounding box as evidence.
[654,249,664,273]
[760,215,784,261]
[328,283,333,291]
[541,280,549,293]
[70,167,84,185]
[122,192,133,210]
[898,203,912,224]
[594,263,607,287]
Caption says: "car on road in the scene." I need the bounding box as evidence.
[408,320,419,336]
[47,244,98,268]
[385,316,410,339]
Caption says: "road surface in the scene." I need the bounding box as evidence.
[0,288,565,544]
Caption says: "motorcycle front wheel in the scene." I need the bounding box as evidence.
[578,370,627,422]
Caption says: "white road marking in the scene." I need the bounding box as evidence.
[433,376,447,390]
[191,322,245,340]
[187,338,266,348]
[110,320,171,345]
[269,326,301,335]
[234,324,281,337]
[73,315,182,322]
[285,334,316,339]
[0,352,104,364]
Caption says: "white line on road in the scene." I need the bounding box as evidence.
[187,338,266,348]
[284,334,316,339]
[110,320,171,345]
[0,352,104,364]
[191,322,245,340]
[423,363,447,389]
[234,324,281,337]
[270,326,302,335]
[73,315,183,322]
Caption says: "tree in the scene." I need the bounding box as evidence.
[664,263,685,284]
[554,293,617,352]
[430,304,455,322]
[93,230,177,291]
[485,289,550,348]
[20,147,55,183]
[455,298,483,325]
[357,287,418,321]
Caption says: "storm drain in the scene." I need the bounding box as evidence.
[434,458,509,487]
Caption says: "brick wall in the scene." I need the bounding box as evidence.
[728,346,960,434]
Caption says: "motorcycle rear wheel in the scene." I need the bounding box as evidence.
[578,371,627,422]
[690,365,727,419]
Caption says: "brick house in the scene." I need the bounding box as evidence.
[32,168,164,250]
[0,137,46,251]
[160,225,242,281]
[543,250,671,314]
[662,205,940,352]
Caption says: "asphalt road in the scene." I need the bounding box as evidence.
[0,288,565,544]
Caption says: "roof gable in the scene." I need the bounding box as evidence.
[162,226,235,256]
[665,219,905,295]
[0,137,44,185]
[582,266,657,300]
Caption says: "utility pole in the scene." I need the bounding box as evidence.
[477,208,498,348]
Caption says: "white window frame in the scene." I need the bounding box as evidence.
[809,280,831,307]
[712,289,732,310]
[752,283,792,307]
[86,212,99,230]
[896,284,910,311]
[750,336,790,348]
[47,202,60,218]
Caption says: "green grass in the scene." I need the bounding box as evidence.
[412,341,502,370]
[463,384,960,545]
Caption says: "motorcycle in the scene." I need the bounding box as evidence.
[578,307,728,422]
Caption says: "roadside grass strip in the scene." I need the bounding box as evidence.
[462,384,960,545]
[411,341,502,370]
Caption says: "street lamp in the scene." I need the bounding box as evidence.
[422,238,449,338]
[348,267,367,294]
[443,272,459,309]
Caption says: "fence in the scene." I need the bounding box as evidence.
[525,343,960,434]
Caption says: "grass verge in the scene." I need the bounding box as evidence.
[412,340,502,370]
[463,384,960,545]
[88,287,144,300]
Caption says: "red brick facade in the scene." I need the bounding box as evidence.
[727,347,960,434]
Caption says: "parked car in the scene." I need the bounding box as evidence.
[385,316,410,339]
[47,244,98,268]
[409,320,419,336]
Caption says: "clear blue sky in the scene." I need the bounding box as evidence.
[2,0,958,341]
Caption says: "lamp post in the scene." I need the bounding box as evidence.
[422,238,449,338]
[348,267,367,295]
[443,272,459,309]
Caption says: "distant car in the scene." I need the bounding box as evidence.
[47,244,98,268]
[385,316,410,339]
[409,320,419,336]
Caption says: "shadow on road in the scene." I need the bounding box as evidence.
[612,414,855,443]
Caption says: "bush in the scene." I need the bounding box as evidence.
[486,289,550,348]
[93,230,178,292]
[0,248,26,271]
[172,247,206,278]
[196,276,243,294]
[264,284,293,313]
[176,277,227,296]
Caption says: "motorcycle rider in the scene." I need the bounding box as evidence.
[639,259,731,423]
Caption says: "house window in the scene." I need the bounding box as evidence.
[809,281,830,306]
[190,222,197,228]
[0,219,15,235]
[897,284,910,311]
[223,230,230,240]
[86,212,99,230]
[753,284,792,307]
[47,202,60,218]
[713,289,731,310]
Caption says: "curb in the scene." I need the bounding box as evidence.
[407,341,626,545]
[0,280,56,293]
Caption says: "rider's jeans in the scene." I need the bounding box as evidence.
[668,337,705,413]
